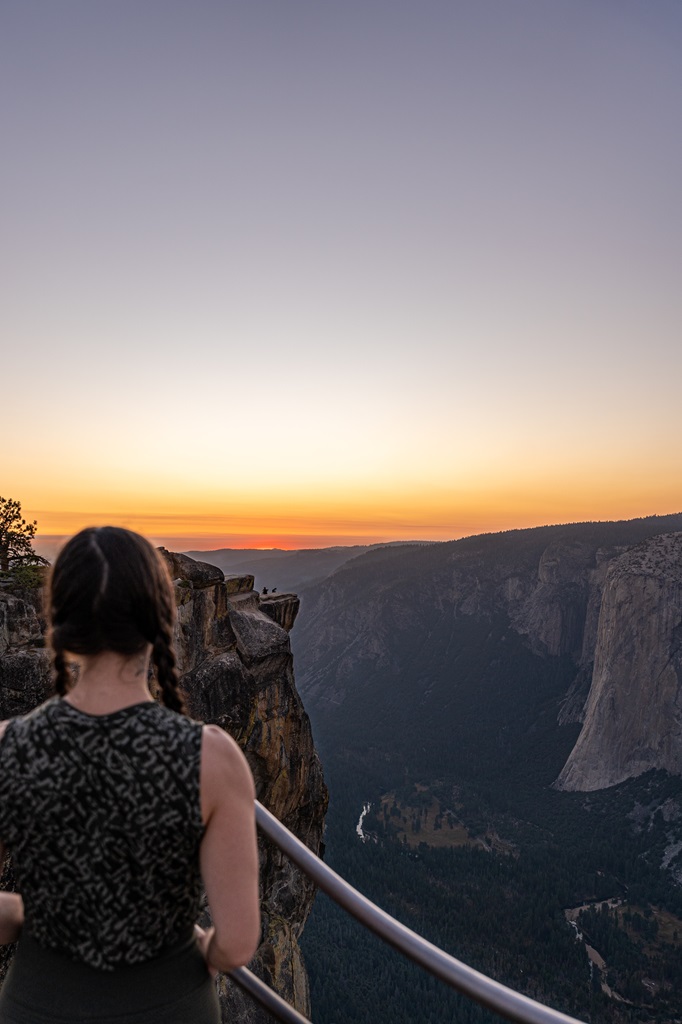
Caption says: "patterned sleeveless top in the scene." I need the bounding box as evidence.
[0,697,205,970]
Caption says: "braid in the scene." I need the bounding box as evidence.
[52,646,71,696]
[152,624,186,715]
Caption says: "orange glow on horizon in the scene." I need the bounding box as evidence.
[27,491,682,558]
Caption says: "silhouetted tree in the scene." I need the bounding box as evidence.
[0,497,45,572]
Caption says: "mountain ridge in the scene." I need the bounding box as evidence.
[184,541,433,595]
[293,511,682,793]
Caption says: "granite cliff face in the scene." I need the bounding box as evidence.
[297,529,639,711]
[0,554,327,1023]
[555,533,682,792]
[295,514,682,794]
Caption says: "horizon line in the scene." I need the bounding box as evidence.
[31,508,682,560]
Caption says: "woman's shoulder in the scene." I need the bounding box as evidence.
[200,725,255,810]
[202,723,251,767]
[0,697,60,747]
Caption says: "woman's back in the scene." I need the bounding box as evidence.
[0,526,259,1023]
[0,697,205,971]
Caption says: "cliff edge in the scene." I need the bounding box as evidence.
[0,553,327,1023]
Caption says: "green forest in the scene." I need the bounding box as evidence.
[301,766,682,1024]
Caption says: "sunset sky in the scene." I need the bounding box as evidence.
[3,1,681,554]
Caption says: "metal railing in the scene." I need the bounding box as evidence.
[228,801,586,1024]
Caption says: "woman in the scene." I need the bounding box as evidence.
[0,526,260,1023]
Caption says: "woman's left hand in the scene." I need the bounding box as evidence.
[0,891,24,946]
[194,923,218,978]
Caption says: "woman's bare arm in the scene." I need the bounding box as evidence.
[0,871,23,946]
[199,724,260,973]
[0,722,23,945]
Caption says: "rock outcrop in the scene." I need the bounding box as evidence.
[0,584,52,718]
[0,554,327,1023]
[555,533,682,792]
[260,593,301,633]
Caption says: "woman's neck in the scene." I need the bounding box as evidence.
[64,648,154,715]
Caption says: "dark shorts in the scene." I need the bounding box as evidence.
[0,933,220,1024]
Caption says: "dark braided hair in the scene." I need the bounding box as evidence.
[152,623,184,714]
[47,526,187,714]
[52,647,70,698]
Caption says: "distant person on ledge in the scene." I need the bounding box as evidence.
[0,526,260,1024]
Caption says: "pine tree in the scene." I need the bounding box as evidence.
[0,496,44,572]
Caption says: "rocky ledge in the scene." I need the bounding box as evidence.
[0,553,328,1023]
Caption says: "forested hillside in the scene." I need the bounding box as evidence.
[294,515,682,1024]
